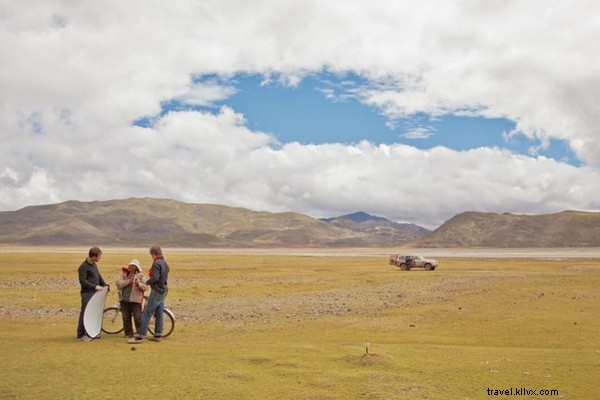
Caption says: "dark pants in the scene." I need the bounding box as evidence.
[121,301,142,337]
[77,291,95,338]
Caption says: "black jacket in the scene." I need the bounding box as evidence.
[78,259,106,293]
[146,256,169,293]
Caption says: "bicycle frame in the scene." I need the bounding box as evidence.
[102,295,175,337]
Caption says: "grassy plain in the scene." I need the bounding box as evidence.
[0,248,598,399]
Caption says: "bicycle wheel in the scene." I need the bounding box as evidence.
[148,309,175,338]
[101,306,124,334]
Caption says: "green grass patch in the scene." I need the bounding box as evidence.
[0,250,598,399]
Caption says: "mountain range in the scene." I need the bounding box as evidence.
[1,198,599,247]
[0,198,428,247]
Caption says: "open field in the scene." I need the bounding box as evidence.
[0,248,599,399]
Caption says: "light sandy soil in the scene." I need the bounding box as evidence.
[2,246,600,258]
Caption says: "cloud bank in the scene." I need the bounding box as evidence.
[1,0,599,227]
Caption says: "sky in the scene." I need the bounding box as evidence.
[1,0,600,228]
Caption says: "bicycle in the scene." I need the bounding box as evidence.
[102,295,175,337]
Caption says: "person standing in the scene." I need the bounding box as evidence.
[115,259,148,338]
[129,245,169,343]
[77,246,107,341]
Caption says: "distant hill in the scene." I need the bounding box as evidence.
[321,211,389,223]
[0,198,429,247]
[413,210,600,247]
[321,211,430,246]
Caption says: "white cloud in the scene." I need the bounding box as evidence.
[178,81,237,107]
[1,108,599,228]
[1,0,600,227]
[402,127,435,140]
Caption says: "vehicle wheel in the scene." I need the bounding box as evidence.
[148,309,175,338]
[101,306,124,334]
[424,263,432,271]
[399,263,407,270]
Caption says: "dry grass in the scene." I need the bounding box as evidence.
[0,249,599,399]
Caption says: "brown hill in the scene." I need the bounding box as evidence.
[0,198,428,247]
[413,210,600,247]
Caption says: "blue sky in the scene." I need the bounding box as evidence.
[140,73,580,166]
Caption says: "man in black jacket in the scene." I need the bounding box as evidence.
[77,246,107,341]
[129,245,170,343]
